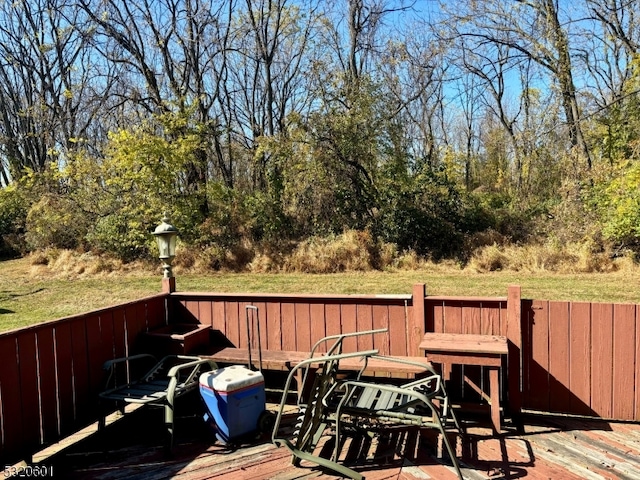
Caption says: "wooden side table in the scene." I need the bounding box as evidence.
[419,333,509,431]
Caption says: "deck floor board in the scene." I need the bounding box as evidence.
[36,403,640,480]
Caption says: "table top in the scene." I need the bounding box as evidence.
[419,333,508,356]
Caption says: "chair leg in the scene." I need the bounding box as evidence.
[97,399,108,431]
[164,402,174,454]
[431,412,464,480]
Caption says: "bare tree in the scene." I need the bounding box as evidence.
[378,29,449,171]
[225,0,321,189]
[78,0,238,211]
[0,0,98,185]
[580,0,640,109]
[438,0,592,169]
[587,0,639,55]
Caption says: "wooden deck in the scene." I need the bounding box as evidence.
[31,400,640,480]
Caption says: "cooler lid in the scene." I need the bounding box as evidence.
[199,365,264,392]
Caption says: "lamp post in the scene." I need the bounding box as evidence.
[153,213,178,292]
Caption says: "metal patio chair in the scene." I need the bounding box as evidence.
[272,330,464,480]
[98,354,218,451]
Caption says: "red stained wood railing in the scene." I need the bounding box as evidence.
[0,294,167,464]
[3,283,640,465]
[169,292,415,357]
[521,299,640,420]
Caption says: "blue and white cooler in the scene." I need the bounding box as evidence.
[199,365,266,443]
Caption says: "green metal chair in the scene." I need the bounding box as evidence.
[272,330,464,480]
[98,354,217,451]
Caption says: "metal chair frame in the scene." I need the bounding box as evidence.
[98,354,218,451]
[272,330,464,480]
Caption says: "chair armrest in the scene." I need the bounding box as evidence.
[310,328,388,357]
[102,354,157,371]
[101,354,158,392]
[165,358,218,404]
[166,358,218,381]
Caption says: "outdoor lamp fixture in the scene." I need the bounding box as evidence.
[153,213,178,279]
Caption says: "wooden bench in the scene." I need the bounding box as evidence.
[202,347,435,395]
[419,333,508,431]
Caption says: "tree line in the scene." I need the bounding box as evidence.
[1,0,640,266]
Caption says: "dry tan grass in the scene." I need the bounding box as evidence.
[4,244,640,331]
[17,231,640,280]
[467,241,636,274]
[26,248,156,279]
[282,230,377,273]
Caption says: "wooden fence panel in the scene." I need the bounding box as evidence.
[69,317,91,423]
[266,301,282,351]
[445,301,463,333]
[310,303,326,351]
[482,304,501,335]
[212,301,226,335]
[281,302,297,351]
[84,313,110,412]
[636,304,640,421]
[525,300,550,412]
[181,300,200,325]
[432,301,444,334]
[225,301,241,348]
[198,301,213,331]
[146,296,166,331]
[612,304,636,420]
[17,330,40,453]
[294,302,312,352]
[340,303,358,352]
[463,302,481,334]
[0,295,167,464]
[520,299,640,421]
[427,298,507,336]
[569,302,592,416]
[130,301,150,352]
[356,304,374,351]
[373,304,390,356]
[36,327,58,445]
[0,335,23,461]
[591,303,614,419]
[111,309,126,360]
[324,303,342,343]
[239,301,253,348]
[251,301,269,351]
[9,287,640,466]
[174,295,416,358]
[548,301,571,414]
[239,301,255,348]
[54,321,75,437]
[388,304,408,357]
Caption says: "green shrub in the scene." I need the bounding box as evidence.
[0,185,28,257]
[375,167,467,260]
[196,183,252,248]
[597,162,640,248]
[25,195,89,251]
[86,213,153,262]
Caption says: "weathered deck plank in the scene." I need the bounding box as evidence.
[31,405,640,480]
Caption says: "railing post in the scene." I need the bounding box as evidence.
[162,277,176,326]
[410,283,427,357]
[162,277,176,294]
[507,284,523,420]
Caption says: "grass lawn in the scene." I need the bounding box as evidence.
[0,256,638,332]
